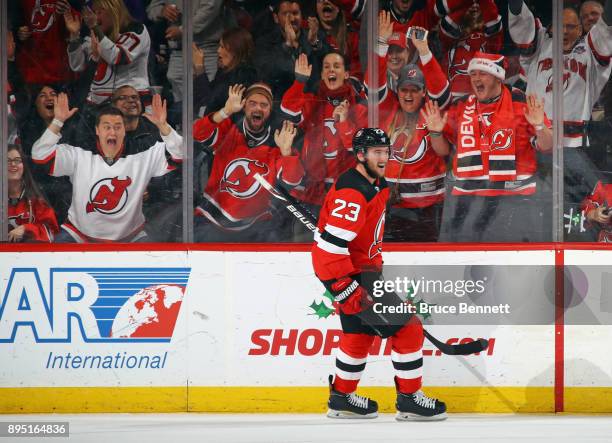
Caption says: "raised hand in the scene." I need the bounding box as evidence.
[53,92,78,123]
[378,10,393,42]
[143,94,168,129]
[274,120,298,156]
[409,26,430,56]
[525,93,545,127]
[284,20,298,48]
[422,100,447,133]
[82,6,98,30]
[64,10,81,37]
[294,53,312,78]
[192,43,205,75]
[223,84,246,116]
[161,4,180,22]
[56,0,70,15]
[307,17,320,45]
[333,100,349,123]
[90,31,101,61]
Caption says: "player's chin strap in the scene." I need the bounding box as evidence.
[254,173,489,356]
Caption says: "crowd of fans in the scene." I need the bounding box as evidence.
[5,0,612,243]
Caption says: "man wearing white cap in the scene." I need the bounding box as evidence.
[422,50,553,242]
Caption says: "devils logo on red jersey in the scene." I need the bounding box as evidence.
[8,212,30,230]
[368,212,385,259]
[391,133,427,164]
[30,0,55,33]
[490,129,514,152]
[86,176,132,214]
[220,158,269,199]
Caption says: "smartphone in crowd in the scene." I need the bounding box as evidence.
[407,27,428,41]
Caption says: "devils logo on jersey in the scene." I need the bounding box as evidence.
[86,176,132,214]
[30,0,55,33]
[322,119,339,159]
[8,212,30,230]
[391,133,427,164]
[368,212,385,259]
[490,129,514,152]
[220,158,270,199]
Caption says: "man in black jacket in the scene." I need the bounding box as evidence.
[253,0,322,100]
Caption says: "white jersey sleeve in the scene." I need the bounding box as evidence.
[147,128,184,178]
[31,128,79,177]
[67,38,92,73]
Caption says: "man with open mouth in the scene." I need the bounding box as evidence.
[31,93,183,243]
[193,82,304,242]
[421,47,554,242]
[279,51,368,240]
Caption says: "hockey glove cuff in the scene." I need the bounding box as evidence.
[330,277,374,315]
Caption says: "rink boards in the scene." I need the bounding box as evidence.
[0,245,611,413]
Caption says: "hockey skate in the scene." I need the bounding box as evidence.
[395,377,447,421]
[327,375,378,419]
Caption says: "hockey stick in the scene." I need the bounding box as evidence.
[254,174,489,356]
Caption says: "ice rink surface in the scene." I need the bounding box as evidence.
[3,413,612,443]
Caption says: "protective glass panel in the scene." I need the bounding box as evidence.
[563,0,612,242]
[6,0,183,244]
[378,0,555,242]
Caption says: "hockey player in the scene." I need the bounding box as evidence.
[31,93,183,242]
[312,128,447,421]
[422,51,553,242]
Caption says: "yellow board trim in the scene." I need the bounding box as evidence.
[2,386,611,414]
[565,388,612,413]
[0,386,560,414]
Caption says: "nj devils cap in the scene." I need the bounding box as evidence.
[387,31,407,49]
[467,52,506,80]
[397,64,425,90]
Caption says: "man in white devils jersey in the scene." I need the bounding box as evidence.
[31,93,183,242]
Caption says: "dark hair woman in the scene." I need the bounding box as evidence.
[7,144,59,242]
[192,27,259,116]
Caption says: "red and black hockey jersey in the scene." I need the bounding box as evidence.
[9,195,59,242]
[312,168,389,281]
[281,79,367,205]
[193,114,304,230]
[16,0,75,85]
[369,48,450,208]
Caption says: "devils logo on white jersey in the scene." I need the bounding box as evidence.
[86,176,132,215]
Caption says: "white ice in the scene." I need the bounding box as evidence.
[4,413,612,443]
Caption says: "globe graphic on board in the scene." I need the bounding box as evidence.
[111,284,185,338]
